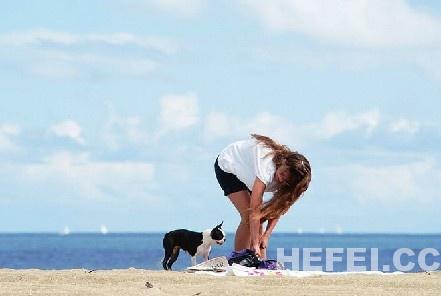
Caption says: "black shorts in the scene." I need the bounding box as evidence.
[214,157,251,196]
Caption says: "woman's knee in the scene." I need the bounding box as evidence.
[239,210,250,225]
[228,191,251,215]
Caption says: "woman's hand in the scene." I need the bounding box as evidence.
[259,233,269,250]
[251,243,261,257]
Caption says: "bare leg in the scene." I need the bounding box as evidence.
[259,223,267,259]
[228,190,251,251]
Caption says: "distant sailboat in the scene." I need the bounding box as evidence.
[100,224,108,235]
[336,225,343,234]
[61,226,70,236]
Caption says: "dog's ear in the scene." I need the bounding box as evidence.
[216,221,224,228]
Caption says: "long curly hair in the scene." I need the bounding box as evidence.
[251,134,311,222]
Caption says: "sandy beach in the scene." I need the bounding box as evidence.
[0,269,440,296]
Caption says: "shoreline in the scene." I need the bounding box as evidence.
[1,269,440,295]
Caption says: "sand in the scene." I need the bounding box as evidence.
[0,269,440,296]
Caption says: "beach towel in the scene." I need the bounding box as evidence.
[186,256,229,272]
[187,256,405,277]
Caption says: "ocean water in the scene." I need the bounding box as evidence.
[0,233,440,272]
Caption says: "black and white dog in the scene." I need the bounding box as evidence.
[162,221,226,270]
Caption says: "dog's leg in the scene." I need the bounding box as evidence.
[162,233,174,270]
[166,247,180,270]
[162,247,173,270]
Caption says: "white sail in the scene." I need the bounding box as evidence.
[100,224,108,235]
[60,226,70,236]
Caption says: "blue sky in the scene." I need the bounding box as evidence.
[1,0,440,233]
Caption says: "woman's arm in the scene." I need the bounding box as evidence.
[259,217,279,251]
[264,217,279,237]
[249,177,266,254]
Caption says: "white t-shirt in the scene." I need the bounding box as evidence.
[217,138,277,192]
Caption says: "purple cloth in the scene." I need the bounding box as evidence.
[227,249,284,270]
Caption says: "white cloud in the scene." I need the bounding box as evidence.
[13,151,155,201]
[204,112,231,138]
[389,118,420,134]
[103,107,150,150]
[1,29,78,46]
[30,60,80,78]
[0,29,177,54]
[243,0,441,48]
[204,110,380,148]
[205,111,309,147]
[0,29,176,79]
[415,51,441,84]
[244,2,441,88]
[27,50,158,79]
[50,120,85,145]
[0,124,21,151]
[246,3,441,86]
[254,47,396,71]
[144,0,204,18]
[159,93,199,132]
[317,110,380,139]
[322,159,441,203]
[0,124,20,136]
